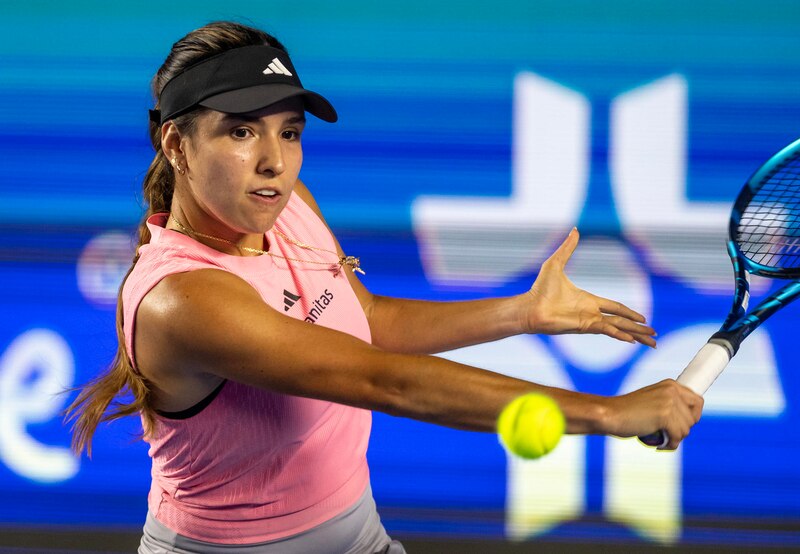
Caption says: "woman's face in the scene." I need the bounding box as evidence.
[176,98,305,239]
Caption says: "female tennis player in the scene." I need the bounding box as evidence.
[67,21,703,554]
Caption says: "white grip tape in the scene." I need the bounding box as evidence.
[676,342,732,396]
[639,341,731,448]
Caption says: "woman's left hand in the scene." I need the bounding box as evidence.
[520,228,656,347]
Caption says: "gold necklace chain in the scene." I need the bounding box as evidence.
[169,215,365,275]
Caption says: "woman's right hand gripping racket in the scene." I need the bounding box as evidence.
[640,137,800,448]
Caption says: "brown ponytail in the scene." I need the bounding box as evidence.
[66,21,287,456]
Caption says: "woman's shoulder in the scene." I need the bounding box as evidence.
[123,217,234,329]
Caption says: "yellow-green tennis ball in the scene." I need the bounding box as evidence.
[497,393,565,459]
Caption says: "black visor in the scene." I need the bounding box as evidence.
[153,44,337,124]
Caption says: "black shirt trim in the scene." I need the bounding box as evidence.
[156,380,227,420]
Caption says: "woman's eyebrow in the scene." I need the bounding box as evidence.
[220,113,306,124]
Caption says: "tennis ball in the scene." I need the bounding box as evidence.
[497,393,565,459]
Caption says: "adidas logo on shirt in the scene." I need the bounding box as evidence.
[283,289,301,312]
[263,57,293,76]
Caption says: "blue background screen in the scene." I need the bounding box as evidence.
[0,1,798,547]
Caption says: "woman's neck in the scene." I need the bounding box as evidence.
[166,200,269,256]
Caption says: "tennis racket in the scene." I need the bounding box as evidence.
[640,137,800,448]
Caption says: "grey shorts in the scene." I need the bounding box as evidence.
[138,485,405,554]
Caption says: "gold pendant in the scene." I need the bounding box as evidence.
[338,256,365,275]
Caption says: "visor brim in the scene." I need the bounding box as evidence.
[199,84,338,123]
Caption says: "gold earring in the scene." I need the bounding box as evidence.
[171,156,185,176]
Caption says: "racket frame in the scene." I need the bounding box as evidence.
[639,137,800,448]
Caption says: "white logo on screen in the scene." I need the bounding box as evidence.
[411,73,785,543]
[0,329,78,483]
[0,231,132,483]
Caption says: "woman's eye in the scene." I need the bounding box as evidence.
[231,128,252,139]
[282,130,300,140]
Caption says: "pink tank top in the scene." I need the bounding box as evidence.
[122,193,372,544]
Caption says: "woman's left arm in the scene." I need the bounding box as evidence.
[295,182,656,355]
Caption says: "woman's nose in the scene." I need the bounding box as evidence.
[257,137,285,176]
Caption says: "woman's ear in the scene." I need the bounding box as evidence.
[161,122,182,159]
[161,122,187,175]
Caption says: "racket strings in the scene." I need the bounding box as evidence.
[737,151,800,270]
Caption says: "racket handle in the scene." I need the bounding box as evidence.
[675,340,733,395]
[638,429,668,448]
[638,341,732,448]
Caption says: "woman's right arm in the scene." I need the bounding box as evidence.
[134,268,702,449]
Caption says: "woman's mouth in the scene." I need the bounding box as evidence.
[250,189,281,203]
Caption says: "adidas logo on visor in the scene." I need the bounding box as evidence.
[263,57,293,76]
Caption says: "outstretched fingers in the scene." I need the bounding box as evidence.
[595,295,647,323]
[594,320,656,347]
[527,229,656,342]
[590,309,657,347]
